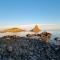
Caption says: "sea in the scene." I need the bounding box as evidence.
[0,30,60,45]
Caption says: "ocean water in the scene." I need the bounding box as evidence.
[0,30,60,45]
[0,30,60,35]
[47,30,60,37]
[47,30,60,45]
[0,32,35,37]
[0,30,60,38]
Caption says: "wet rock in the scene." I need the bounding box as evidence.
[6,46,13,52]
[0,36,60,60]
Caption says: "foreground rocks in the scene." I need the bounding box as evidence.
[26,32,52,42]
[0,35,60,60]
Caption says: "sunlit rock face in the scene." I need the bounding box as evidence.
[31,25,41,33]
[3,28,25,32]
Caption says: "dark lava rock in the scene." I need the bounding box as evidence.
[0,36,60,60]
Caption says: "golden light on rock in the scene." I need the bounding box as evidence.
[31,25,41,33]
[4,28,25,32]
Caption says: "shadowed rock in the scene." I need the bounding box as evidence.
[0,35,60,60]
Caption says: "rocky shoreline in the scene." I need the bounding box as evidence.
[0,35,60,60]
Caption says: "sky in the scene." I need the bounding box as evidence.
[0,0,60,27]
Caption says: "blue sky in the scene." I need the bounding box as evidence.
[0,0,60,27]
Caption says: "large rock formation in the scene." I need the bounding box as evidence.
[31,25,41,33]
[26,32,52,42]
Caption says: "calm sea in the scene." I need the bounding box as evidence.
[47,30,60,45]
[0,30,60,45]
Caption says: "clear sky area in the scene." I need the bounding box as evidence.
[0,0,60,27]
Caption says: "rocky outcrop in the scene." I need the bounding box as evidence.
[0,36,60,60]
[40,32,52,42]
[31,25,41,32]
[26,32,52,42]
